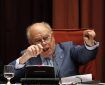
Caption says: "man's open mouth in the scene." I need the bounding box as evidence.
[43,47,49,52]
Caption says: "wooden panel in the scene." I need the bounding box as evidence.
[53,29,84,44]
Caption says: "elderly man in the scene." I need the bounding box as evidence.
[10,22,99,82]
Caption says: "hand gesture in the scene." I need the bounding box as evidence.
[19,44,43,64]
[83,30,96,46]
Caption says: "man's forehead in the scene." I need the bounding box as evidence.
[33,33,50,39]
[29,23,52,38]
[30,28,51,39]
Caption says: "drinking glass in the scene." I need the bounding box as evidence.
[4,65,15,85]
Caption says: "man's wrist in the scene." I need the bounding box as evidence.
[19,53,31,64]
[85,40,96,47]
[15,58,25,69]
[85,41,99,50]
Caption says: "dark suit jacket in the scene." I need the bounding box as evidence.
[10,41,98,82]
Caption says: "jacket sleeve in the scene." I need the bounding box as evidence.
[70,42,99,65]
[9,59,25,83]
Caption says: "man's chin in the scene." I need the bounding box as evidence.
[41,50,52,57]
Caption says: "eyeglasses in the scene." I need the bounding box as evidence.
[33,34,52,45]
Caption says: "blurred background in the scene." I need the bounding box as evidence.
[0,0,105,82]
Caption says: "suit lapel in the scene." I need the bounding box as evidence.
[54,44,65,76]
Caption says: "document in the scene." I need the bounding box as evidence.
[60,74,92,84]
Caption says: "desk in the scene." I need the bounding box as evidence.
[77,83,105,85]
[21,78,59,84]
[0,84,22,85]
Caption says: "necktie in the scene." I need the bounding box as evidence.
[45,58,53,66]
[45,59,49,65]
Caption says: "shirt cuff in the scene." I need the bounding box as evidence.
[85,41,99,50]
[15,58,25,69]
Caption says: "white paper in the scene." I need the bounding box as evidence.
[60,74,92,84]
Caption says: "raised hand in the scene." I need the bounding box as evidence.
[83,30,96,46]
[19,44,43,64]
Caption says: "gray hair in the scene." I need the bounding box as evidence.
[26,22,52,40]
